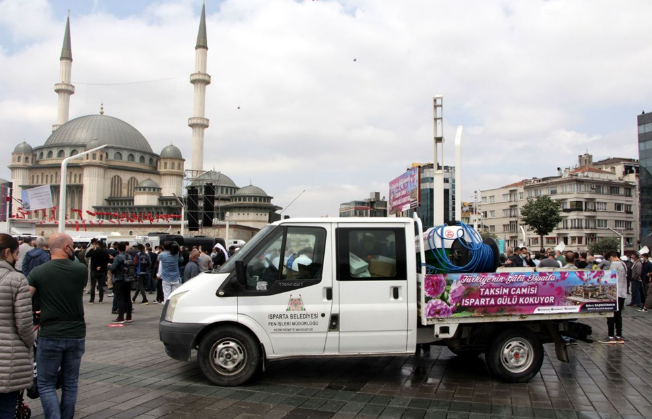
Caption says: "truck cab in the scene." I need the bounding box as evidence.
[160,217,418,386]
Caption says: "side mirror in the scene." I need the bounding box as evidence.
[235,260,247,287]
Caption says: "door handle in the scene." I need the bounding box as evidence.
[392,287,399,299]
[326,287,332,301]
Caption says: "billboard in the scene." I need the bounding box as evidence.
[422,270,617,318]
[389,167,420,215]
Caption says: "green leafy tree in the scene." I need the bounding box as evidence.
[520,195,562,251]
[479,230,498,241]
[588,236,621,256]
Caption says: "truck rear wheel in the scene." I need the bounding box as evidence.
[198,326,261,386]
[486,327,543,383]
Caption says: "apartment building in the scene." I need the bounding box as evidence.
[480,153,639,252]
[339,192,388,218]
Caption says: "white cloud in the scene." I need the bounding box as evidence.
[1,0,649,216]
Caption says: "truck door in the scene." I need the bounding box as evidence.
[237,225,333,355]
[335,226,409,353]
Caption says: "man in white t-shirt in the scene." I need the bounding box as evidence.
[16,237,34,273]
[292,247,314,271]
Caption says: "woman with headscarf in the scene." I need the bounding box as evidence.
[0,233,35,416]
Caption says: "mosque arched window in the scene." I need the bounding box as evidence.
[25,157,29,163]
[127,177,138,197]
[164,162,168,169]
[17,156,21,162]
[139,156,145,164]
[128,154,135,162]
[39,152,43,160]
[47,151,53,158]
[110,175,123,197]
[99,153,103,161]
[70,150,78,156]
[31,176,34,184]
[92,153,96,160]
[171,162,175,169]
[149,158,154,166]
[57,150,65,158]
[114,152,122,161]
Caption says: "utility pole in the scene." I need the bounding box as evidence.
[58,145,107,232]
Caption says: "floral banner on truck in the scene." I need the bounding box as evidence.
[423,270,617,318]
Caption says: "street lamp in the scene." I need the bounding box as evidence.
[58,145,107,232]
[607,227,625,255]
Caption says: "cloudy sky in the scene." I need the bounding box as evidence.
[1,0,649,218]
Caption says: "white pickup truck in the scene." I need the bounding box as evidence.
[159,217,616,386]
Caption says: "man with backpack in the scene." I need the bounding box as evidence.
[108,242,134,324]
[132,244,150,305]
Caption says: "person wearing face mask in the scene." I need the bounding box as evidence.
[0,233,35,417]
[521,247,536,267]
[27,233,86,419]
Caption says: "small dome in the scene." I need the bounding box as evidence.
[235,185,268,197]
[86,138,101,150]
[14,142,33,154]
[160,144,182,159]
[190,170,237,188]
[136,179,160,189]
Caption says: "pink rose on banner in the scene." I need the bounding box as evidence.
[448,281,465,306]
[424,274,446,298]
[425,299,452,318]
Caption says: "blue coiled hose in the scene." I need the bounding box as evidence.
[426,222,495,274]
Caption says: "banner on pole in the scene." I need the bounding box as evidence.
[21,185,53,211]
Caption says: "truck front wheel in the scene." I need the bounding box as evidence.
[198,326,261,386]
[486,327,543,383]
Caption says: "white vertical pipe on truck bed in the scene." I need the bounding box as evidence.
[454,126,463,223]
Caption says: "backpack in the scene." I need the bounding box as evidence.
[122,253,137,282]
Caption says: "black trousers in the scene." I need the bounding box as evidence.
[90,270,105,302]
[114,280,133,320]
[607,297,626,337]
[132,274,148,302]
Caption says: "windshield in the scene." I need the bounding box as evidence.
[218,224,277,273]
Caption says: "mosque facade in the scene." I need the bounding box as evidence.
[8,6,279,233]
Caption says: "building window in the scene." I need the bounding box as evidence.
[57,150,65,158]
[25,157,29,163]
[625,188,632,197]
[489,196,495,203]
[615,203,624,212]
[596,219,608,228]
[92,153,96,160]
[549,187,557,195]
[110,175,122,197]
[47,151,53,158]
[610,186,620,195]
[128,154,135,162]
[139,156,145,164]
[164,162,168,169]
[149,158,154,165]
[114,152,122,161]
[127,177,138,197]
[545,237,557,245]
[70,149,78,156]
[39,152,43,159]
[171,162,175,169]
[596,202,607,211]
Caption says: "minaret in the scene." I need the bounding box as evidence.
[52,13,75,132]
[188,3,211,173]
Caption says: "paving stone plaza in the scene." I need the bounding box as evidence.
[24,300,652,419]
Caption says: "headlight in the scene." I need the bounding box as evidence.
[164,291,188,322]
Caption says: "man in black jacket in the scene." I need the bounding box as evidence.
[86,241,109,304]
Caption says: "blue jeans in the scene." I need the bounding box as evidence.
[37,337,85,419]
[0,390,19,419]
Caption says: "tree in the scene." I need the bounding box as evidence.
[588,236,621,256]
[520,195,562,251]
[479,230,498,241]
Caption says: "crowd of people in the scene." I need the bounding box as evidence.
[0,233,232,418]
[501,246,643,343]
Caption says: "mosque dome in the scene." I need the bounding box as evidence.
[137,179,160,188]
[160,144,183,159]
[234,185,268,197]
[190,170,237,188]
[44,114,153,153]
[13,142,33,154]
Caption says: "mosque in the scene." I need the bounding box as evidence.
[8,5,280,235]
